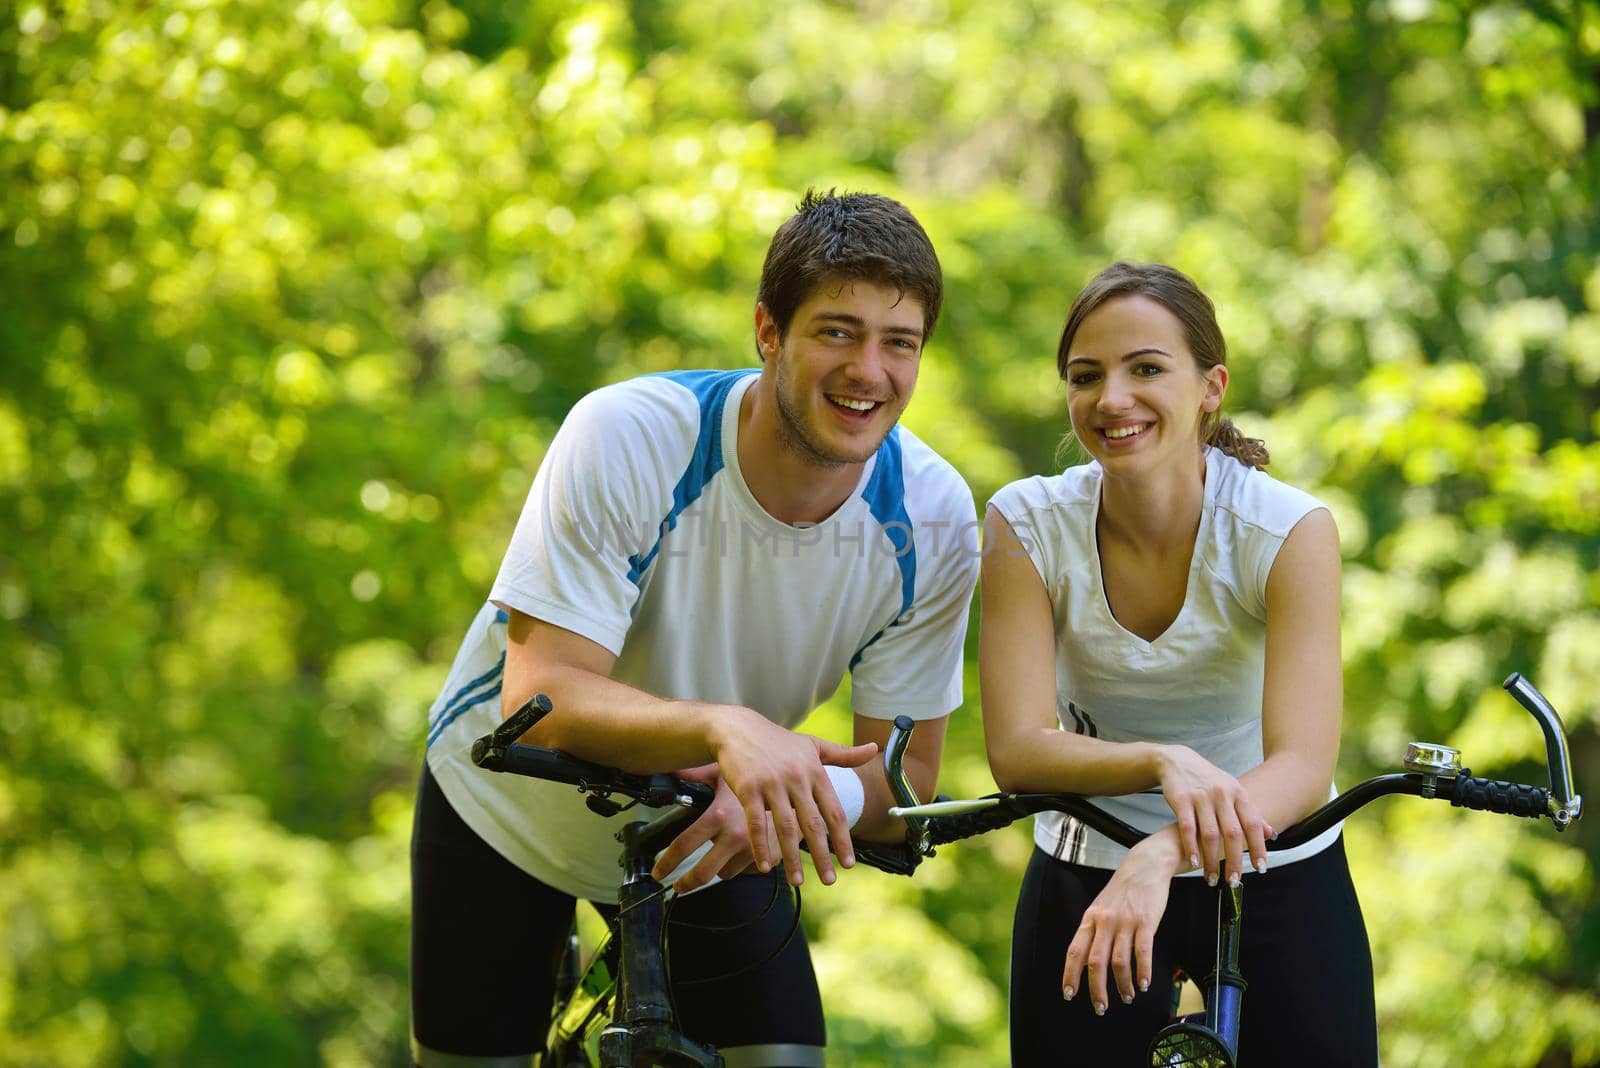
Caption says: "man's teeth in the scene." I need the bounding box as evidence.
[830,396,877,412]
[1105,425,1144,439]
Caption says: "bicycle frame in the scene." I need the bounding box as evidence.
[474,697,723,1068]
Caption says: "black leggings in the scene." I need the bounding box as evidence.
[1010,840,1378,1067]
[409,764,826,1061]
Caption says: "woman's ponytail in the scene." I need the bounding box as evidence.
[1204,417,1270,469]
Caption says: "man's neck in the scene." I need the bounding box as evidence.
[737,376,867,526]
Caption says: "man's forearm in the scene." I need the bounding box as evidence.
[503,657,738,775]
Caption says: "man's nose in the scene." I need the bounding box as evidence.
[845,337,889,381]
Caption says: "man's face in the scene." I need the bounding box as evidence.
[757,279,925,468]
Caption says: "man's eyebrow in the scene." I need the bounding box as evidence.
[1065,346,1175,367]
[812,312,924,340]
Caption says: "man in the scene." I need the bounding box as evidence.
[412,191,978,1067]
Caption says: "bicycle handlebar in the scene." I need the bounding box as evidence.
[882,672,1580,871]
[471,694,717,812]
[471,695,923,876]
[470,673,1580,880]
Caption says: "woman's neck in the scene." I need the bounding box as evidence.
[1096,449,1209,554]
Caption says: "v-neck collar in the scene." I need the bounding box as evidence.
[1088,447,1218,650]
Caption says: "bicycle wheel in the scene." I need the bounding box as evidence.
[1149,1020,1235,1068]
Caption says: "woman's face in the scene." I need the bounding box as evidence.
[1062,294,1227,474]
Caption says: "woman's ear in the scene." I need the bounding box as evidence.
[1201,363,1229,413]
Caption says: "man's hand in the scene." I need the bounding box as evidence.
[708,708,878,886]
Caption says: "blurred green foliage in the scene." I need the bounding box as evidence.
[3,0,1599,1064]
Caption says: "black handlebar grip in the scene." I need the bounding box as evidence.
[493,693,554,746]
[1450,776,1549,819]
[927,803,1029,846]
[851,840,922,877]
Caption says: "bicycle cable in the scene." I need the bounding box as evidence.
[666,879,805,989]
[665,867,788,934]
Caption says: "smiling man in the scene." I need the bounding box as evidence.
[411,191,979,1067]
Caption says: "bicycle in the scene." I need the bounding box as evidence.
[881,672,1584,1067]
[470,672,1581,1067]
[469,696,919,1068]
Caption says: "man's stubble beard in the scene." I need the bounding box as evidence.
[772,354,893,469]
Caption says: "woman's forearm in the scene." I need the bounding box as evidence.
[1238,749,1337,834]
[986,726,1168,796]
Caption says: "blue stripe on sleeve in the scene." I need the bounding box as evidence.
[626,370,757,586]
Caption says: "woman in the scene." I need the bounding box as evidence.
[982,262,1377,1064]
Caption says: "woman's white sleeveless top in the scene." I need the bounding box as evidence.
[987,447,1343,871]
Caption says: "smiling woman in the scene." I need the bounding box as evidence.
[1057,263,1270,472]
[979,262,1376,1065]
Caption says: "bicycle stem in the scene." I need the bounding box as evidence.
[1502,673,1583,828]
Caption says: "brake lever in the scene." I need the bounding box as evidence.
[1502,673,1583,829]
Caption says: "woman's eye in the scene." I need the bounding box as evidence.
[1069,372,1099,386]
[1135,363,1163,376]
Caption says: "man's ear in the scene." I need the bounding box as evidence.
[754,303,781,363]
[1201,363,1229,413]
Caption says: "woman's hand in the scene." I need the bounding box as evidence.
[1062,840,1174,1013]
[1154,744,1273,886]
[650,766,781,893]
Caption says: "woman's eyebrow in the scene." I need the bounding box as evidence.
[1065,346,1176,368]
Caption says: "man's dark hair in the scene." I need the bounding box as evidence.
[756,190,943,348]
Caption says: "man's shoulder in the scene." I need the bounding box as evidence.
[569,368,755,440]
[885,424,976,517]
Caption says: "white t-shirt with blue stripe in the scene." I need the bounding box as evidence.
[425,369,979,902]
[988,447,1343,873]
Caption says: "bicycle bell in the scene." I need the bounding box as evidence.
[1404,741,1462,798]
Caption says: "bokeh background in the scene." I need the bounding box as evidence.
[4,0,1599,1064]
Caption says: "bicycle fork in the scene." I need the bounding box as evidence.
[1149,879,1244,1068]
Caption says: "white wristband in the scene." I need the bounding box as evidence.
[825,765,866,829]
[655,840,718,897]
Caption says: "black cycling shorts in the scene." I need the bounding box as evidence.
[410,763,826,1063]
[1009,838,1378,1067]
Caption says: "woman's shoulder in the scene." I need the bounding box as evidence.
[989,463,1100,519]
[1207,449,1327,541]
